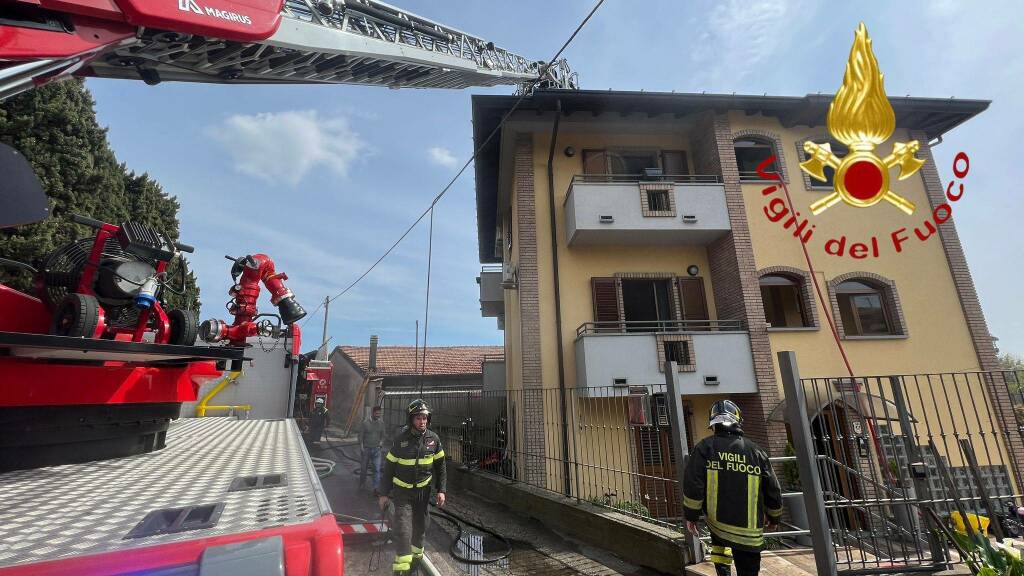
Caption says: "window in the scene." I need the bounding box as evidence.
[590,276,709,333]
[581,149,689,177]
[804,139,849,189]
[660,150,690,176]
[836,280,892,336]
[608,150,659,175]
[646,189,670,212]
[760,274,809,328]
[622,279,674,332]
[734,137,779,181]
[663,340,691,365]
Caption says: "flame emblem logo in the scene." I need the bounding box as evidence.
[801,23,924,215]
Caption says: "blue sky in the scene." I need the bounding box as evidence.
[87,0,1023,356]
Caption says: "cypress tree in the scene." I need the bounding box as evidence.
[0,79,200,311]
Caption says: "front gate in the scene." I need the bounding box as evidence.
[779,351,1024,575]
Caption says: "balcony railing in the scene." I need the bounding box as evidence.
[570,173,722,186]
[575,319,746,338]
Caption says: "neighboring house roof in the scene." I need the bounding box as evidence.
[331,345,503,377]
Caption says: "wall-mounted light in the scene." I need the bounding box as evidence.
[687,265,700,277]
[564,146,576,158]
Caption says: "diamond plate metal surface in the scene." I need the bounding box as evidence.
[0,418,330,568]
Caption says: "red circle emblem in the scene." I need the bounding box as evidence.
[844,160,884,201]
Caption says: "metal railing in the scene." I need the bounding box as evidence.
[572,173,722,185]
[575,319,745,338]
[782,356,1024,576]
[382,384,695,529]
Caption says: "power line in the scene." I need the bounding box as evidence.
[311,0,606,314]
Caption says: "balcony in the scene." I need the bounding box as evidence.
[563,174,730,246]
[574,320,757,397]
[478,265,503,318]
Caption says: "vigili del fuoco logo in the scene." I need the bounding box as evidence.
[758,22,971,259]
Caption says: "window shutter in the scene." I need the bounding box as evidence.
[592,277,621,331]
[677,277,709,326]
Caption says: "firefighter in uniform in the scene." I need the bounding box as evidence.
[378,399,447,575]
[683,400,783,576]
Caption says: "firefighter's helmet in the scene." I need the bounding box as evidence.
[407,399,431,424]
[708,400,742,428]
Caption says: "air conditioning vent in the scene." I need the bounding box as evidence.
[613,377,628,386]
[599,215,615,224]
[704,375,719,386]
[501,262,518,289]
[682,214,698,223]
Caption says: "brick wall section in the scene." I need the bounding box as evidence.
[693,112,784,455]
[912,132,997,369]
[514,132,547,486]
[826,271,907,338]
[756,265,821,329]
[912,131,1024,487]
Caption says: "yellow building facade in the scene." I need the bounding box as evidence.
[472,90,1013,515]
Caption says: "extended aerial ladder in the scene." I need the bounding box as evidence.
[0,0,576,100]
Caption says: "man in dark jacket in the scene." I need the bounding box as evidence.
[683,400,783,576]
[378,399,447,575]
[306,397,329,446]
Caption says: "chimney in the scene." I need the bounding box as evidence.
[368,335,378,373]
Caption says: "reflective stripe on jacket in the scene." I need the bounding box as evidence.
[682,428,783,551]
[380,426,446,496]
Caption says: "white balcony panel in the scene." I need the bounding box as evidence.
[574,332,756,397]
[565,181,730,246]
[478,267,503,317]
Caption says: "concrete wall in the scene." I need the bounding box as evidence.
[328,349,365,429]
[575,331,757,395]
[449,467,687,573]
[181,336,294,419]
[566,181,730,245]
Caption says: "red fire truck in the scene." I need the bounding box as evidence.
[0,1,567,574]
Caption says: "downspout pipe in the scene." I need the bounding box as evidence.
[546,99,572,497]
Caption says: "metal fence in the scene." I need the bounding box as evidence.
[782,354,1024,575]
[382,383,692,528]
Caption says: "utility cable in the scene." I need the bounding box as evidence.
[418,207,434,397]
[763,160,895,484]
[298,0,607,330]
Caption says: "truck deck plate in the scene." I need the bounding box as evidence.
[0,331,247,364]
[0,418,330,569]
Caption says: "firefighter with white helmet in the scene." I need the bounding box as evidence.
[378,399,447,575]
[683,400,783,576]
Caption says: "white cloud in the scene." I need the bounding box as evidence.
[689,0,819,90]
[207,110,364,186]
[427,146,459,168]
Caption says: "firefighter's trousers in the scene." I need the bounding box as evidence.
[390,487,431,574]
[709,533,762,576]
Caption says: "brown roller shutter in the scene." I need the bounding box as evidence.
[592,277,621,332]
[677,277,709,328]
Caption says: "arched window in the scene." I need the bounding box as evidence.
[760,274,810,328]
[836,280,893,336]
[734,137,779,181]
[803,139,849,189]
